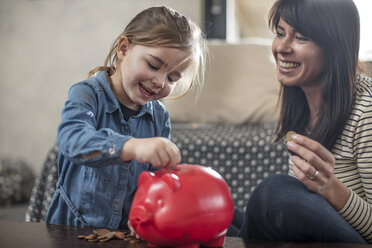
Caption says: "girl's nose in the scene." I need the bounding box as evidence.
[152,73,165,88]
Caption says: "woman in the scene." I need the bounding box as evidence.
[238,0,372,243]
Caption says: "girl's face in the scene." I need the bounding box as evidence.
[113,38,190,110]
[272,18,325,89]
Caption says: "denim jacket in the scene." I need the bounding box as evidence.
[45,71,170,229]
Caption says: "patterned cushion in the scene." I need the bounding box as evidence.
[25,144,58,222]
[171,122,289,210]
[26,122,289,221]
[0,158,35,206]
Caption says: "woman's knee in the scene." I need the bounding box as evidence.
[248,174,299,207]
[245,173,322,225]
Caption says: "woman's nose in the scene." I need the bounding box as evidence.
[276,37,293,54]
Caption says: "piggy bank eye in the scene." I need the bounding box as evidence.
[157,199,164,208]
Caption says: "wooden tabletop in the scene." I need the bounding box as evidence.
[0,220,369,248]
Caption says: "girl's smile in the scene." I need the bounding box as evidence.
[110,38,190,111]
[139,82,157,99]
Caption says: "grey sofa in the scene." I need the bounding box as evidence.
[25,122,289,222]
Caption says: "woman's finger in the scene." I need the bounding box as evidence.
[290,134,334,164]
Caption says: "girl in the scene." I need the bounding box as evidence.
[46,6,207,230]
[238,0,372,243]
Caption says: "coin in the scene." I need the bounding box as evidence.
[93,229,110,236]
[78,229,140,243]
[84,234,97,240]
[286,131,296,142]
[88,238,99,242]
[114,231,125,239]
[98,232,115,242]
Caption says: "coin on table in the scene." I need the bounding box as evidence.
[286,131,296,142]
[93,229,110,236]
[98,232,115,242]
[84,234,97,240]
[114,231,125,239]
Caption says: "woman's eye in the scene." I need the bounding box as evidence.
[296,35,309,41]
[275,31,284,38]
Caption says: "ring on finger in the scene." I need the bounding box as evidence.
[307,169,319,180]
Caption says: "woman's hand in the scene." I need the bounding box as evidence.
[287,133,350,210]
[121,137,181,170]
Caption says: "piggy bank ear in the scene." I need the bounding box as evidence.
[138,171,155,186]
[161,173,181,192]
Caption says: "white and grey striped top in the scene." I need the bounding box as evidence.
[289,74,372,243]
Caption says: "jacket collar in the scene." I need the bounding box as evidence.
[93,71,155,121]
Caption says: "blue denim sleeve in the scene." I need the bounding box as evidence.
[57,83,129,168]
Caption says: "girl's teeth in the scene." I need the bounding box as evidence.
[140,85,153,95]
[279,61,300,69]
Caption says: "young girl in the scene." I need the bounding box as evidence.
[238,0,372,243]
[46,6,207,230]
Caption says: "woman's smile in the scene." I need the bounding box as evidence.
[272,18,325,88]
[279,60,300,70]
[278,60,301,74]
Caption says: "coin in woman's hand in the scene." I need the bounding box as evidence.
[286,131,296,142]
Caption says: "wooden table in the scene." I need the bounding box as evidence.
[0,220,369,248]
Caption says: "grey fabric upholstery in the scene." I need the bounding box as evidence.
[25,122,289,222]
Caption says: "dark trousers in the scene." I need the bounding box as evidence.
[234,174,367,243]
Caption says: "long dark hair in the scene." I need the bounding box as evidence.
[269,0,360,150]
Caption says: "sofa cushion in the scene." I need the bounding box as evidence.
[0,158,35,206]
[171,122,289,210]
[163,41,280,125]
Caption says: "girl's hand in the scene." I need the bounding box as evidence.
[121,137,181,170]
[287,133,350,210]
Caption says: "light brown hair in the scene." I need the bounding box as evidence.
[89,6,207,98]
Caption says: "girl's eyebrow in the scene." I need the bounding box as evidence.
[149,55,166,66]
[149,54,182,78]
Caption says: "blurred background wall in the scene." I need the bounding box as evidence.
[0,0,202,174]
[0,0,371,175]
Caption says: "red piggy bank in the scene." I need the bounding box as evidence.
[129,164,234,248]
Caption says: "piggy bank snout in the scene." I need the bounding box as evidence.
[130,205,151,226]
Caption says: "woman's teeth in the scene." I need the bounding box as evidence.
[279,61,300,69]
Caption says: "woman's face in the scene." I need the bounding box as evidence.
[113,38,190,110]
[272,18,325,89]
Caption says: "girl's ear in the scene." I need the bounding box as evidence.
[117,36,130,59]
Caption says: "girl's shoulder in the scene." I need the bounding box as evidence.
[67,72,117,110]
[70,71,115,96]
[72,72,108,92]
[146,100,170,119]
[152,100,168,111]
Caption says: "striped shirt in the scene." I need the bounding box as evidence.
[289,74,372,242]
